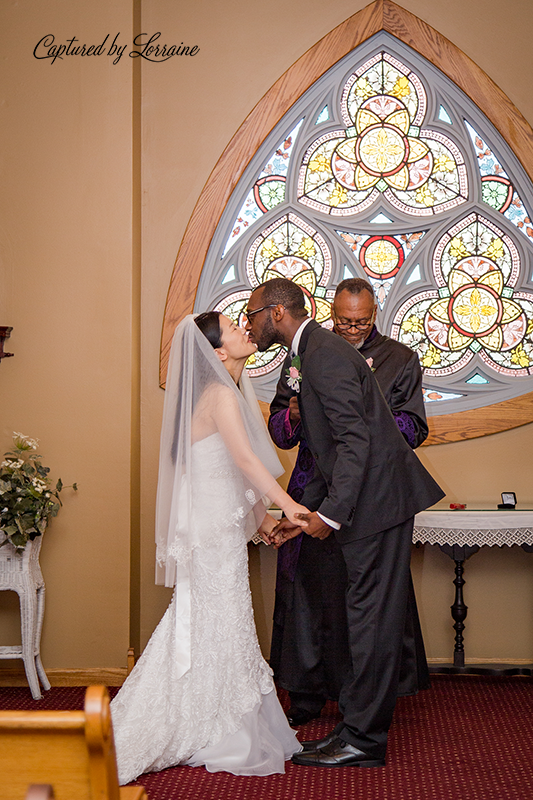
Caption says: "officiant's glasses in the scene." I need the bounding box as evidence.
[333,313,375,331]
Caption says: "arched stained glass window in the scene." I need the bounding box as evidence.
[162,2,533,442]
[193,34,533,412]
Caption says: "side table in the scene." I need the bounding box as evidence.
[0,535,51,699]
[413,509,533,676]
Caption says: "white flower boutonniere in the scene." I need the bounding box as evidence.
[286,355,302,392]
[366,357,375,372]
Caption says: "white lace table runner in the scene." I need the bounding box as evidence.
[413,511,533,547]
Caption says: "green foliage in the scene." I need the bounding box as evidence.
[0,433,77,553]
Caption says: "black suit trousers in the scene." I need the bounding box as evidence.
[336,517,414,759]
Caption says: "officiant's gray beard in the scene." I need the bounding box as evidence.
[342,333,366,349]
[334,324,368,350]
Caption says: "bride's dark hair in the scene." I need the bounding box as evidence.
[195,311,223,349]
[170,311,222,464]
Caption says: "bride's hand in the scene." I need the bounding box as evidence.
[284,502,310,527]
[257,512,277,544]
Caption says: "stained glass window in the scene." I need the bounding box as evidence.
[465,121,533,242]
[298,53,468,218]
[214,213,335,377]
[335,229,425,307]
[222,121,304,258]
[193,33,533,410]
[391,212,533,377]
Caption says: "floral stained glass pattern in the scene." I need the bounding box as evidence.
[465,121,533,242]
[222,120,304,257]
[392,213,533,376]
[336,229,425,307]
[215,214,334,376]
[298,53,468,217]
[193,37,533,411]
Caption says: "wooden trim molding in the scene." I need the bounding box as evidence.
[160,0,533,444]
[0,667,128,688]
[425,390,533,445]
[258,394,533,446]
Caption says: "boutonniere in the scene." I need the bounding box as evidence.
[286,355,302,392]
[366,357,375,372]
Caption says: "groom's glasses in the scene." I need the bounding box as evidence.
[244,304,278,321]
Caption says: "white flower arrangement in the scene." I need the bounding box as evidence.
[0,432,77,552]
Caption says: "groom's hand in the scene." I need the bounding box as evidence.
[288,396,301,426]
[295,511,332,540]
[270,512,332,547]
[269,518,302,548]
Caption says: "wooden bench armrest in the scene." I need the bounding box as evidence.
[1,686,148,800]
[120,788,148,800]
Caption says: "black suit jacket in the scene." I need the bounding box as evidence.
[270,326,428,449]
[296,320,444,543]
[359,329,428,447]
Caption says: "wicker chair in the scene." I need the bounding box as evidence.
[0,535,50,699]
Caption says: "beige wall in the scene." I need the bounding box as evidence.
[1,0,533,675]
[1,0,135,667]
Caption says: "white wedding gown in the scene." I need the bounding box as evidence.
[111,434,300,783]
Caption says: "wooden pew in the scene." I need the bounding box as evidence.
[0,685,147,800]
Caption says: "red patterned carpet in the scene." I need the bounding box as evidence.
[2,676,533,800]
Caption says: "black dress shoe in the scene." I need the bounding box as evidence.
[292,737,385,768]
[285,707,320,727]
[301,730,338,751]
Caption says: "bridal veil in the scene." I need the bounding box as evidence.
[155,315,283,589]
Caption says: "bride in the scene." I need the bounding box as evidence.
[111,312,308,782]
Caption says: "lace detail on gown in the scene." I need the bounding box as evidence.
[111,434,300,781]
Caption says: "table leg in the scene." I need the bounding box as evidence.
[428,542,533,675]
[19,588,42,700]
[451,559,467,668]
[431,544,478,673]
[35,585,51,692]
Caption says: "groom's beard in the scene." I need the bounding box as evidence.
[251,315,278,352]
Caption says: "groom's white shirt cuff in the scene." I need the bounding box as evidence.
[317,512,341,530]
[291,318,341,531]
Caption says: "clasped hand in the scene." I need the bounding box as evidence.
[268,511,332,549]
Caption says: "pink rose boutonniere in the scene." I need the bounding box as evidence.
[366,357,375,371]
[286,355,302,392]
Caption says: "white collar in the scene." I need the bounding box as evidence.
[290,317,313,357]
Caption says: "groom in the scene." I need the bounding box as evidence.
[245,278,444,768]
